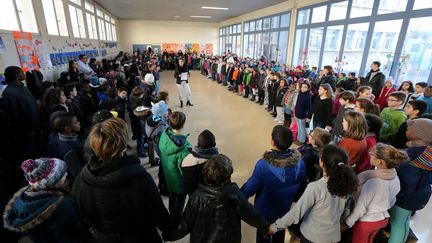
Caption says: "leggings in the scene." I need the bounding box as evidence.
[177,81,192,102]
[389,205,411,243]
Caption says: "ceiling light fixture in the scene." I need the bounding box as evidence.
[201,6,229,10]
[190,15,212,18]
[173,15,181,18]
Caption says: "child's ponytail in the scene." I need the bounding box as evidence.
[321,145,358,197]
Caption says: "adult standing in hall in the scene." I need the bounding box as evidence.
[365,61,386,97]
[174,58,193,107]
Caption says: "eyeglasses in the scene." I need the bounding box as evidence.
[387,98,399,102]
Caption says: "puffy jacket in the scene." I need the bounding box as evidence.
[241,150,305,222]
[163,183,266,243]
[4,186,85,243]
[144,115,168,155]
[72,155,173,243]
[159,127,191,193]
[275,86,288,107]
[396,146,432,211]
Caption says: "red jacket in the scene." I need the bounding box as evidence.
[375,86,396,110]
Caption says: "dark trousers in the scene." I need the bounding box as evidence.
[169,193,186,221]
[244,85,250,97]
[258,88,265,104]
[300,234,314,243]
[256,229,285,243]
[147,141,156,165]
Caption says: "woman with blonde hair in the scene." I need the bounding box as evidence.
[72,118,173,243]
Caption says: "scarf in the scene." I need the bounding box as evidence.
[355,168,397,200]
[410,145,432,171]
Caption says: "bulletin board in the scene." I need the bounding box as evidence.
[13,31,39,72]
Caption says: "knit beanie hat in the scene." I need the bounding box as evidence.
[407,118,432,144]
[21,158,67,190]
[151,101,168,118]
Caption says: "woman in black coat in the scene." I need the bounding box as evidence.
[318,65,337,91]
[72,118,174,243]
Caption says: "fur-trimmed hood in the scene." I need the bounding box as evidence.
[263,149,301,168]
[3,186,65,232]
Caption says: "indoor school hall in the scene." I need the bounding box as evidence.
[0,0,432,243]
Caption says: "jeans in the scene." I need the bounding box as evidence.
[177,81,192,102]
[222,74,227,85]
[256,229,285,243]
[389,205,411,243]
[296,117,307,143]
[154,80,159,95]
[169,193,186,222]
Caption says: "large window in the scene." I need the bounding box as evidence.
[242,12,291,63]
[42,0,69,36]
[292,0,432,84]
[85,1,97,39]
[219,23,241,55]
[69,4,86,38]
[0,0,38,33]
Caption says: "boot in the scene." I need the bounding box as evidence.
[186,100,194,106]
[180,100,183,108]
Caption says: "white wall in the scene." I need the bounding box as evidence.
[0,0,121,81]
[118,20,219,54]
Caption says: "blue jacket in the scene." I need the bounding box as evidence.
[396,146,432,211]
[241,150,306,222]
[48,132,83,160]
[295,91,312,119]
[3,187,84,243]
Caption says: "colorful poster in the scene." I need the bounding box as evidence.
[192,43,200,53]
[205,44,213,55]
[162,43,185,53]
[13,31,39,72]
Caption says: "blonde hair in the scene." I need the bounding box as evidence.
[343,111,368,140]
[89,118,128,161]
[371,143,409,168]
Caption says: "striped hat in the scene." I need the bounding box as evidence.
[21,158,67,190]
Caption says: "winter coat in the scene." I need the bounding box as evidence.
[275,86,288,107]
[144,115,169,156]
[343,78,356,91]
[72,155,174,243]
[365,69,385,97]
[396,146,432,211]
[163,183,266,243]
[181,146,219,194]
[159,127,192,194]
[47,133,83,160]
[319,74,336,91]
[241,150,305,222]
[256,74,265,89]
[295,91,312,119]
[3,186,85,243]
[380,108,406,144]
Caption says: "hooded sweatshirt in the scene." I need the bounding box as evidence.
[241,149,306,222]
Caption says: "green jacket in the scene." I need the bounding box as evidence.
[244,72,252,86]
[380,108,407,143]
[159,127,191,194]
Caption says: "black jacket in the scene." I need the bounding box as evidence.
[343,78,356,91]
[163,183,266,243]
[72,155,173,243]
[318,74,336,91]
[174,65,189,84]
[365,69,385,96]
[275,86,288,107]
[309,97,333,127]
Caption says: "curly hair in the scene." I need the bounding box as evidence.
[321,145,358,198]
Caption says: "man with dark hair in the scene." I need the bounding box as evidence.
[77,54,96,77]
[1,66,40,162]
[242,125,305,243]
[163,154,267,243]
[365,61,386,97]
[182,129,219,194]
[159,111,191,221]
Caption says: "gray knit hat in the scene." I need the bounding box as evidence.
[21,158,67,190]
[407,118,432,144]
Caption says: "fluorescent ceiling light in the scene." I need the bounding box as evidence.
[201,6,229,10]
[173,15,181,18]
[190,15,212,18]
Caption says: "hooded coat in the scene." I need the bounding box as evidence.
[159,127,191,194]
[241,150,306,222]
[72,155,173,243]
[3,186,84,243]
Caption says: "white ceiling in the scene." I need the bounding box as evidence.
[94,0,287,22]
